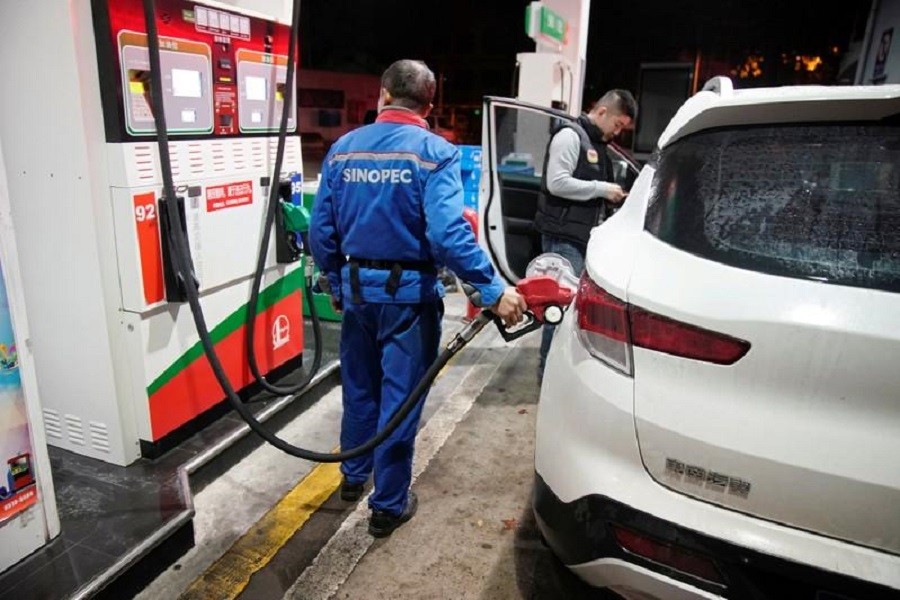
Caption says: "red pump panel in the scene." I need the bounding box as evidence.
[92,0,297,142]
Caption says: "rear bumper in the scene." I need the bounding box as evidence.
[533,473,900,599]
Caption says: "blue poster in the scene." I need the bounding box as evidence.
[0,263,20,387]
[0,262,37,519]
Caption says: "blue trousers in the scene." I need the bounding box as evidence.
[339,300,443,515]
[539,234,585,377]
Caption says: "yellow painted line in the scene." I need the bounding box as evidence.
[181,316,471,599]
[180,459,342,600]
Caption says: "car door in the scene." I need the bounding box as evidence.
[480,97,639,283]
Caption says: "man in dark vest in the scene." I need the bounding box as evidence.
[534,89,637,382]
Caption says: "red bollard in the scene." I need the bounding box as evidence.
[462,207,480,322]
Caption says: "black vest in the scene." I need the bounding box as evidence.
[534,114,613,245]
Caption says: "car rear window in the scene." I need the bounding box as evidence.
[645,124,900,293]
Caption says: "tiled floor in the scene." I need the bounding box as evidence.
[0,320,341,600]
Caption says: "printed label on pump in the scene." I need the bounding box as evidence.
[206,181,253,212]
[290,172,303,205]
[133,192,165,305]
[0,487,37,522]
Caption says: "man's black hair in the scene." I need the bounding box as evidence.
[597,89,637,120]
[381,59,436,111]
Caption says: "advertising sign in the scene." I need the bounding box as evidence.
[0,261,37,524]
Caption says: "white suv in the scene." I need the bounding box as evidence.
[479,80,900,598]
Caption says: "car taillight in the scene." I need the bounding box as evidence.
[630,307,750,365]
[575,274,750,374]
[575,275,632,374]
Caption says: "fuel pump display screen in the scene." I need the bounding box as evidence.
[171,69,202,98]
[236,49,294,133]
[245,76,267,102]
[92,0,298,140]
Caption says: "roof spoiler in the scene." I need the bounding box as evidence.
[701,76,734,97]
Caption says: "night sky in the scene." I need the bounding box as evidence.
[299,1,872,107]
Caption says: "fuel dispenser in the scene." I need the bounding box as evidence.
[0,0,306,466]
[0,0,581,472]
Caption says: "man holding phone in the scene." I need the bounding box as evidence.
[533,89,637,383]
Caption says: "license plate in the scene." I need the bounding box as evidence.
[816,592,857,600]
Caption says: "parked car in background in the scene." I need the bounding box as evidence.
[480,80,900,598]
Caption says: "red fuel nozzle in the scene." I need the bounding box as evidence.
[516,275,576,325]
[460,262,577,343]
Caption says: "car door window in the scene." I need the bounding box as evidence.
[494,106,565,183]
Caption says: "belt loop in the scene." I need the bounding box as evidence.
[349,260,362,304]
[384,263,403,296]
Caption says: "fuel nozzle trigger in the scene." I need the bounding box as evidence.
[461,274,575,343]
[489,310,542,342]
[461,282,540,342]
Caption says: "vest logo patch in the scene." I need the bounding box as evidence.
[586,149,599,164]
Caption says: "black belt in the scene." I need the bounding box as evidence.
[347,257,437,303]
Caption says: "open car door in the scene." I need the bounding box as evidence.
[479,97,640,283]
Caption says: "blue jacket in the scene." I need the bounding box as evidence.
[309,110,505,306]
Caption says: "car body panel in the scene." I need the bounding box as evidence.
[537,311,900,591]
[658,81,900,150]
[628,231,900,555]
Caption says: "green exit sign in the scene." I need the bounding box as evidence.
[525,2,568,46]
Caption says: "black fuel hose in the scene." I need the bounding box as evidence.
[241,8,321,396]
[141,0,492,461]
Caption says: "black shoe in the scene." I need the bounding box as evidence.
[340,479,365,502]
[368,492,418,538]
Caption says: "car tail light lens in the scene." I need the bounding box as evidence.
[613,525,725,585]
[575,274,750,373]
[575,275,632,374]
[630,307,750,365]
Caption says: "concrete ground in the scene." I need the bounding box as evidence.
[289,332,610,600]
[136,292,612,599]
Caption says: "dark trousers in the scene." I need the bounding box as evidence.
[339,300,444,515]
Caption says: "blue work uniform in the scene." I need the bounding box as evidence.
[309,107,505,516]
